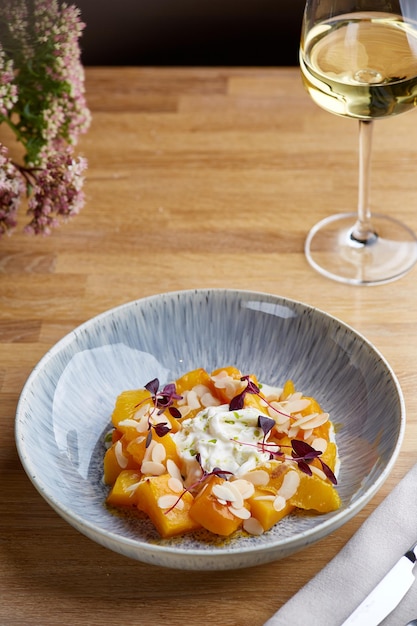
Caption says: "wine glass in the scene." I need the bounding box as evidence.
[299,0,417,285]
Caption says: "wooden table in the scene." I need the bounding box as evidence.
[1,67,417,626]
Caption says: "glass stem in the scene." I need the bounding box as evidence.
[351,119,377,244]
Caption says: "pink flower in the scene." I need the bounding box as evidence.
[0,145,25,237]
[0,0,90,235]
[24,148,88,235]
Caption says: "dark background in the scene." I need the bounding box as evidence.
[75,0,306,67]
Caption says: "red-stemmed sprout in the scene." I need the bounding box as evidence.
[164,456,234,514]
[231,377,337,485]
[137,378,183,447]
[229,376,294,422]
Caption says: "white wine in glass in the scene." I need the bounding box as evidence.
[300,0,417,285]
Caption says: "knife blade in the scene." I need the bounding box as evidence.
[341,541,417,625]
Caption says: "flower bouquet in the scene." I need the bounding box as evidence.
[0,0,91,237]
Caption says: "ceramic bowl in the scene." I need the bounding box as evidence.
[15,289,405,570]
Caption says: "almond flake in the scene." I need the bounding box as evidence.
[118,418,143,431]
[151,442,167,464]
[141,460,166,476]
[125,481,142,494]
[168,476,184,493]
[273,495,287,511]
[166,459,182,480]
[114,440,128,468]
[292,412,329,430]
[311,437,328,453]
[278,470,300,500]
[230,479,255,500]
[229,505,251,519]
[142,439,156,463]
[243,469,269,486]
[212,483,237,503]
[226,481,245,508]
[310,465,327,480]
[243,517,264,536]
[185,389,200,410]
[200,391,221,407]
[284,397,311,414]
[268,404,291,426]
[157,494,184,510]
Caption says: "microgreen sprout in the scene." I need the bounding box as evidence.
[229,375,293,422]
[144,378,183,417]
[288,439,337,484]
[164,464,234,514]
[232,433,337,485]
[132,378,183,448]
[230,377,337,485]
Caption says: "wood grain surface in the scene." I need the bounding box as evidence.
[1,67,417,626]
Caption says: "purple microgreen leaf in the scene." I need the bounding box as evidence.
[291,439,320,461]
[242,376,260,395]
[157,383,182,406]
[296,459,313,476]
[211,467,234,480]
[258,415,275,437]
[229,389,246,411]
[320,460,338,485]
[169,406,182,419]
[145,429,152,448]
[145,378,160,396]
[153,423,171,438]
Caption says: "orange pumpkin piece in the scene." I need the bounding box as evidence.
[189,475,246,536]
[111,388,154,430]
[300,395,323,416]
[135,473,201,538]
[280,379,295,400]
[248,488,295,531]
[106,470,142,507]
[289,468,341,513]
[242,391,269,413]
[311,441,338,473]
[175,367,214,394]
[210,366,246,403]
[103,437,140,485]
[127,431,181,468]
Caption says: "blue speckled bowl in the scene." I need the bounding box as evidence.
[15,289,405,570]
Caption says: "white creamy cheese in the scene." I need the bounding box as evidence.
[173,404,274,477]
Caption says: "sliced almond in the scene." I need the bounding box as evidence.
[229,505,251,520]
[242,469,269,486]
[157,494,184,510]
[278,469,300,500]
[151,442,167,464]
[114,440,128,468]
[141,460,166,476]
[243,517,264,536]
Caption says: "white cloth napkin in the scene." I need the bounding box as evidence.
[264,462,417,626]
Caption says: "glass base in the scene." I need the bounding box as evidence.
[305,213,417,286]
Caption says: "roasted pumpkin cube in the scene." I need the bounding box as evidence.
[135,473,200,538]
[103,437,140,485]
[189,475,245,536]
[311,441,338,473]
[175,368,214,394]
[280,379,295,400]
[248,488,295,531]
[127,431,181,469]
[111,388,153,430]
[106,470,142,507]
[289,469,341,513]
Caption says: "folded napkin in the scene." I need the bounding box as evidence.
[264,462,417,626]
